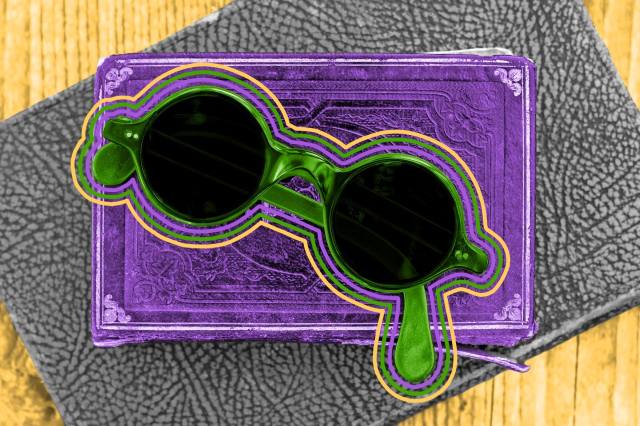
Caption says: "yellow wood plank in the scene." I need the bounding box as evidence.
[460,380,476,426]
[0,302,62,425]
[28,0,43,104]
[613,309,639,426]
[121,0,134,53]
[0,0,5,118]
[41,0,57,98]
[132,0,144,51]
[445,382,463,426]
[82,0,100,75]
[64,0,81,86]
[637,310,640,426]
[52,0,66,89]
[519,353,547,426]
[575,316,618,425]
[628,0,640,105]
[585,0,606,32]
[490,373,505,426]
[543,337,578,426]
[502,369,522,426]
[434,391,448,425]
[602,0,635,83]
[2,0,30,117]
[77,0,89,74]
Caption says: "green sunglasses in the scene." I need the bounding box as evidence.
[93,85,489,383]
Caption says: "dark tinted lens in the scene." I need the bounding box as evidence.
[331,161,457,286]
[140,93,266,220]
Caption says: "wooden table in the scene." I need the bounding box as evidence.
[0,1,638,424]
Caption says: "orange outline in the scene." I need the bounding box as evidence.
[70,62,511,403]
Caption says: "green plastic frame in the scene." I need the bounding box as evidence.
[82,73,499,399]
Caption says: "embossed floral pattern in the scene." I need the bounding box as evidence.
[493,293,522,321]
[494,68,523,96]
[103,294,131,323]
[104,66,133,95]
[133,245,199,305]
[293,94,497,151]
[128,225,326,308]
[433,96,494,148]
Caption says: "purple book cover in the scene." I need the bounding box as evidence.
[91,53,536,348]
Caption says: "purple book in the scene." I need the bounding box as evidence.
[89,52,536,353]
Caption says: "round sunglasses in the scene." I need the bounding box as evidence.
[92,87,489,384]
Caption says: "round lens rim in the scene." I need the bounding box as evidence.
[138,90,271,225]
[327,157,462,292]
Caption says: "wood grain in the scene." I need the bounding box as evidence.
[0,1,638,425]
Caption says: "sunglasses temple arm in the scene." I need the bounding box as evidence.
[258,183,325,227]
[457,346,530,373]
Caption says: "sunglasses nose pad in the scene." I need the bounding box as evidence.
[92,142,135,186]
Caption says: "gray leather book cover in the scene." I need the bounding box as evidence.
[1,0,639,424]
